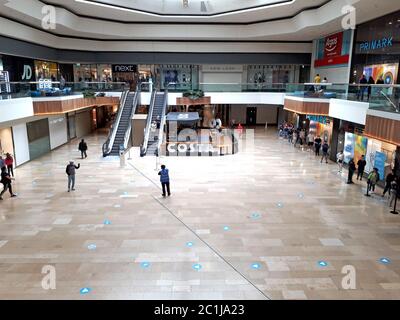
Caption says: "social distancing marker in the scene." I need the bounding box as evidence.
[114,204,121,208]
[80,287,91,295]
[104,220,111,225]
[251,263,261,270]
[186,242,194,247]
[250,212,261,219]
[87,244,97,250]
[193,264,202,271]
[318,261,328,267]
[298,193,305,199]
[379,257,391,265]
[140,262,151,269]
[276,202,284,208]
[223,226,230,231]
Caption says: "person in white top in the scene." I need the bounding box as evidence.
[336,151,344,173]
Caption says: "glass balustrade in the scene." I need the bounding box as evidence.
[1,81,399,116]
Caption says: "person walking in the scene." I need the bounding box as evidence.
[356,155,367,181]
[307,131,314,151]
[382,170,395,197]
[347,158,356,184]
[389,179,398,208]
[367,168,379,193]
[4,153,14,177]
[314,136,322,156]
[358,74,368,101]
[78,139,88,159]
[0,156,5,170]
[336,151,344,173]
[320,142,329,163]
[0,166,17,200]
[158,164,171,197]
[66,161,80,192]
[367,76,375,101]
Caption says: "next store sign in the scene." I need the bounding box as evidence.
[359,36,393,52]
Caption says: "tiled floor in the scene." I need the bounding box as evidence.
[0,128,399,300]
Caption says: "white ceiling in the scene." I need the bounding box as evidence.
[0,0,399,48]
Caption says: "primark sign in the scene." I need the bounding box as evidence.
[358,36,394,52]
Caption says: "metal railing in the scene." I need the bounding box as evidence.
[140,89,157,156]
[102,90,129,157]
[155,90,169,157]
[123,89,140,150]
[1,81,400,115]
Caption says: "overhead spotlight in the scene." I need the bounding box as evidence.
[183,0,189,8]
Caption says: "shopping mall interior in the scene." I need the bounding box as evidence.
[1,0,400,303]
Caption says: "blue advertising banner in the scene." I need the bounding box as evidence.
[374,151,386,180]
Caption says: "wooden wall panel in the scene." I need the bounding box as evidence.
[364,115,400,146]
[33,97,120,115]
[284,98,330,116]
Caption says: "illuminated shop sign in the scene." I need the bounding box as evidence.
[112,65,137,73]
[359,36,393,52]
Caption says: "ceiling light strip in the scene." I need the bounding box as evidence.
[74,0,296,19]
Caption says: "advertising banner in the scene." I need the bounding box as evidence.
[363,63,399,84]
[314,30,351,68]
[374,151,387,180]
[344,132,368,164]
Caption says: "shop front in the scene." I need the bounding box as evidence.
[336,119,396,182]
[112,64,137,90]
[35,60,59,81]
[247,64,309,89]
[0,127,15,158]
[351,10,400,84]
[306,115,333,143]
[159,64,199,91]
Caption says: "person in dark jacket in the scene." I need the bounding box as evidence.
[347,158,356,184]
[0,166,17,200]
[382,170,395,197]
[66,161,80,192]
[367,76,375,101]
[320,142,329,164]
[357,155,367,181]
[358,74,368,101]
[158,165,171,197]
[78,139,88,159]
[314,136,322,156]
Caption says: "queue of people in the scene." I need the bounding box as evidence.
[279,123,398,209]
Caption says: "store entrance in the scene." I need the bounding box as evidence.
[246,107,257,126]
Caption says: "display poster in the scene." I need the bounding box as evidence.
[363,63,399,84]
[344,132,368,164]
[374,151,387,180]
[354,134,368,164]
[344,133,355,164]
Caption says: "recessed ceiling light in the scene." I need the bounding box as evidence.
[388,21,393,25]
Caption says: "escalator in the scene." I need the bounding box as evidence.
[141,91,168,156]
[102,90,139,156]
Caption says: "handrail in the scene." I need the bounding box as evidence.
[155,90,169,157]
[123,89,141,150]
[102,90,129,157]
[380,91,399,113]
[141,89,157,156]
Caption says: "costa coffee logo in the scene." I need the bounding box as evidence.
[325,36,338,52]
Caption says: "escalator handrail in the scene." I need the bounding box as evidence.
[123,89,140,150]
[102,90,129,156]
[156,90,168,156]
[141,89,157,156]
